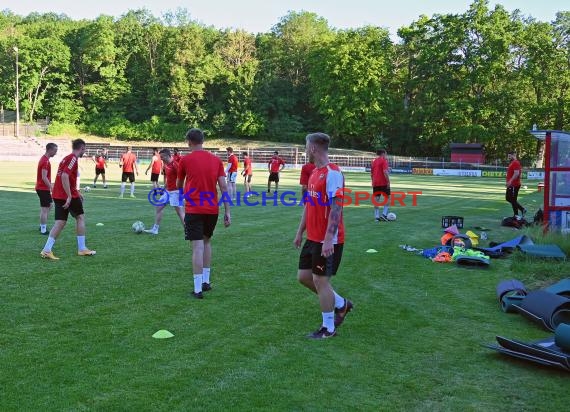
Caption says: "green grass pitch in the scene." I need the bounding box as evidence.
[1,160,568,410]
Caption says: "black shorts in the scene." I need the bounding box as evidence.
[36,190,52,207]
[54,198,84,221]
[268,172,280,182]
[244,174,252,183]
[122,172,135,183]
[151,173,160,182]
[506,186,520,202]
[95,168,105,176]
[298,239,344,277]
[373,185,391,196]
[184,213,218,241]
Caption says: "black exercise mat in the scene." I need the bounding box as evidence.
[455,255,490,267]
[555,323,570,351]
[483,235,534,253]
[514,290,570,331]
[496,336,570,367]
[496,279,526,301]
[545,279,570,298]
[484,344,570,371]
[518,244,567,259]
[533,333,570,355]
[501,293,526,313]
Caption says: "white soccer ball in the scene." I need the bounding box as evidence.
[387,212,397,221]
[132,221,145,233]
[83,186,91,192]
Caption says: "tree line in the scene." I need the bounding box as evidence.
[0,0,568,161]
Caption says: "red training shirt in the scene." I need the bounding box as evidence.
[228,154,239,173]
[35,155,51,191]
[95,155,106,169]
[243,157,253,175]
[371,156,389,186]
[507,159,522,187]
[299,162,316,185]
[269,156,285,173]
[305,163,345,244]
[164,160,179,191]
[151,155,163,174]
[177,151,226,214]
[121,152,137,173]
[52,153,80,199]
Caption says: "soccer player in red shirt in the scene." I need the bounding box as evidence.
[299,160,316,198]
[241,151,253,195]
[225,147,239,200]
[145,148,163,189]
[267,151,285,193]
[506,151,526,219]
[371,149,391,221]
[36,142,58,234]
[293,133,353,339]
[177,129,231,299]
[172,148,182,163]
[92,148,108,188]
[144,149,185,235]
[40,139,96,259]
[119,146,139,198]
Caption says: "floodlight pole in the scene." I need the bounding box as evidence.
[13,46,20,138]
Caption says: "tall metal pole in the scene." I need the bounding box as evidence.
[13,46,20,138]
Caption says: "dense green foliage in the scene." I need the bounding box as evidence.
[1,1,569,159]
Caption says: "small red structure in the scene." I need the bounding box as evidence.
[450,143,485,164]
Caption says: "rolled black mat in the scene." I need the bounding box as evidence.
[514,290,570,332]
[484,344,570,371]
[496,336,570,367]
[555,323,570,352]
[501,293,526,313]
[496,279,526,301]
[518,244,567,259]
[545,279,570,298]
[532,336,570,356]
[455,255,489,267]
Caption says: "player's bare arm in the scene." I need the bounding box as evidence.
[176,176,184,190]
[218,176,231,227]
[507,170,520,187]
[41,169,51,191]
[294,206,307,248]
[322,198,342,257]
[60,172,73,208]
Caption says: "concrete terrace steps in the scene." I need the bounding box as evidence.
[0,135,71,161]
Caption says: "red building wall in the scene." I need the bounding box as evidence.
[451,153,485,163]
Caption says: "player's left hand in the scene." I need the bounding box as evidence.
[293,233,303,249]
[224,212,231,227]
[321,239,334,257]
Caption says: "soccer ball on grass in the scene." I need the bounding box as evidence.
[132,221,145,233]
[83,186,91,192]
[387,212,397,221]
